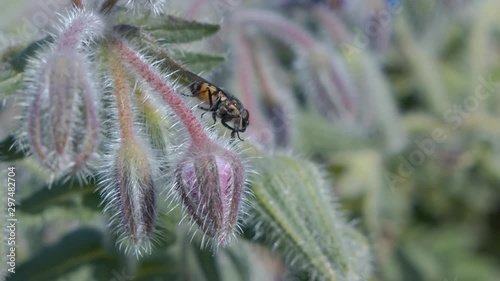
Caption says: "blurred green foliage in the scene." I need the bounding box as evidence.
[1,1,500,281]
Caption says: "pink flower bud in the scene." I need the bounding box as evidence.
[175,142,245,245]
[25,50,100,179]
[20,8,104,180]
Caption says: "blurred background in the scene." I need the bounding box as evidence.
[1,0,500,281]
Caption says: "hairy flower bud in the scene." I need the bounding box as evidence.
[20,8,104,180]
[102,141,157,256]
[25,50,100,179]
[175,142,245,245]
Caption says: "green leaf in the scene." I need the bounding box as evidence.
[192,243,221,281]
[143,15,220,44]
[0,37,53,99]
[346,50,408,154]
[0,135,25,162]
[294,111,369,156]
[9,37,53,72]
[115,25,224,87]
[246,153,372,281]
[0,71,23,98]
[222,246,250,281]
[171,50,225,74]
[398,226,500,281]
[19,178,100,214]
[134,254,180,281]
[0,37,54,101]
[6,228,117,281]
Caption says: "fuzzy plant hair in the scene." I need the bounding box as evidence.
[16,8,105,182]
[111,37,250,248]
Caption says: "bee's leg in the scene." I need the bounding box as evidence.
[212,112,218,124]
[198,101,219,120]
[208,88,215,108]
[198,106,210,118]
[221,119,244,141]
[206,88,223,112]
[221,118,235,130]
[209,96,221,111]
[233,131,244,141]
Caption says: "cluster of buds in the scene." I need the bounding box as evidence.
[17,0,247,255]
[227,2,404,152]
[231,8,362,148]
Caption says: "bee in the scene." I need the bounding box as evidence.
[188,81,249,140]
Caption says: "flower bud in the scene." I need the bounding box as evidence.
[25,50,100,179]
[103,141,157,256]
[175,142,245,245]
[299,45,359,125]
[20,8,104,180]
